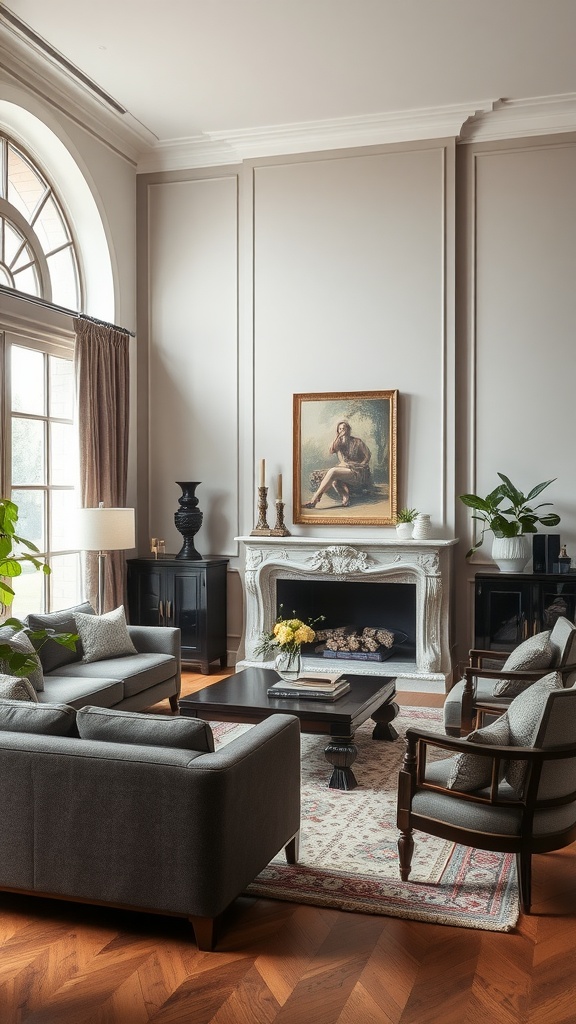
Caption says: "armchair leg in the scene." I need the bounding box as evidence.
[516,851,532,914]
[169,694,179,713]
[398,828,415,881]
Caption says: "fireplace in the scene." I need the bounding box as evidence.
[236,535,457,691]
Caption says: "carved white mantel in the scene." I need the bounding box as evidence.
[235,536,458,691]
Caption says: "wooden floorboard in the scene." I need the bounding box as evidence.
[1,668,575,1023]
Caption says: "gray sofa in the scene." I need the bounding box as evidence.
[23,602,181,712]
[0,701,301,949]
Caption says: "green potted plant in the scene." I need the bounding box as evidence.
[459,473,561,572]
[395,507,419,539]
[0,498,77,677]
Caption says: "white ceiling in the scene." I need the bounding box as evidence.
[4,0,576,146]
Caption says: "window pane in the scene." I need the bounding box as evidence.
[8,145,46,222]
[12,263,40,296]
[12,418,45,485]
[5,220,25,265]
[49,553,82,610]
[46,246,79,308]
[12,347,45,414]
[51,423,76,486]
[49,355,74,419]
[11,488,45,552]
[10,561,45,618]
[0,265,11,286]
[35,195,69,252]
[50,490,76,551]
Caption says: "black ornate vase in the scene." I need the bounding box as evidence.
[174,481,203,560]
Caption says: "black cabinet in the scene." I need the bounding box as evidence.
[474,572,576,653]
[127,557,228,673]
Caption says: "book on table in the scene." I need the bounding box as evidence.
[267,676,351,701]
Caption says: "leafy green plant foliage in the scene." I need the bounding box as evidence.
[396,507,419,524]
[459,473,561,558]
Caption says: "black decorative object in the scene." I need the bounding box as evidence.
[174,481,203,560]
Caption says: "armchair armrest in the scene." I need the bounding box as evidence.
[468,648,509,668]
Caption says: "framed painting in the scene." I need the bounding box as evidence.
[293,390,398,526]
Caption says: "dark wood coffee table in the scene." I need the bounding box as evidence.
[178,666,398,790]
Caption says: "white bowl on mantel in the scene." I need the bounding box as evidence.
[491,534,531,573]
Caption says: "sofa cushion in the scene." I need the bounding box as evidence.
[39,676,124,711]
[53,652,176,697]
[76,706,214,752]
[0,628,44,692]
[447,714,511,792]
[0,699,76,735]
[0,674,39,702]
[492,630,554,697]
[75,606,137,664]
[27,602,94,673]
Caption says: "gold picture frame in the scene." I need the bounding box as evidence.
[293,390,398,526]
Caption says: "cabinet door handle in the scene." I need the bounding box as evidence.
[166,600,172,621]
[159,600,164,625]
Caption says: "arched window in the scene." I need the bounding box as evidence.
[1,131,84,614]
[0,132,82,307]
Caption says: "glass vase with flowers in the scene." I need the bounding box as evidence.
[255,607,325,681]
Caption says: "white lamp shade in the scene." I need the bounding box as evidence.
[76,507,135,552]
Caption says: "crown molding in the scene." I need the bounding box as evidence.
[136,100,499,173]
[0,14,157,165]
[460,94,576,143]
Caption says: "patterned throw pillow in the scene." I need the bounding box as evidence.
[0,627,44,692]
[75,606,137,664]
[505,672,564,794]
[0,674,38,702]
[447,714,511,792]
[492,630,553,697]
[76,706,215,753]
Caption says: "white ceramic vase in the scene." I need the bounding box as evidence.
[491,534,531,573]
[412,513,431,540]
[395,522,413,539]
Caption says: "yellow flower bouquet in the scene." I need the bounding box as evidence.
[255,607,324,661]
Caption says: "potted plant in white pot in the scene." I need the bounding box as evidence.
[395,507,419,539]
[459,473,561,572]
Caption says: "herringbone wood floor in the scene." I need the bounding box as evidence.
[2,670,576,1024]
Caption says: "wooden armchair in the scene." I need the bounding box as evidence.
[398,684,576,913]
[444,616,576,736]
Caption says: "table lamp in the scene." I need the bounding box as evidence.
[76,504,135,614]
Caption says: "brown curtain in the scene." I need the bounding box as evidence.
[74,318,130,613]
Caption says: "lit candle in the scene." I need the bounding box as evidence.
[259,459,265,487]
[277,474,283,501]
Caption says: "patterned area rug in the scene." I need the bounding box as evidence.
[212,706,519,932]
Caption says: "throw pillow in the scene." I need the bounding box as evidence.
[76,706,215,753]
[27,602,94,674]
[0,673,38,702]
[492,630,553,697]
[505,671,564,795]
[447,714,511,792]
[0,627,44,692]
[0,699,76,735]
[74,606,137,664]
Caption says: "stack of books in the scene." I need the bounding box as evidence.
[267,673,350,701]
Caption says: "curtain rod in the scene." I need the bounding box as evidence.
[0,286,136,337]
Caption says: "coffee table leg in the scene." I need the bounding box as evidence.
[371,700,400,741]
[324,735,358,790]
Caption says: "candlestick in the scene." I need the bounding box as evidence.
[271,499,291,537]
[259,459,265,487]
[277,474,282,501]
[250,485,272,535]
